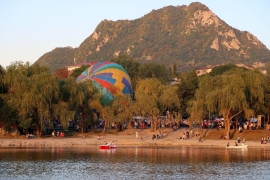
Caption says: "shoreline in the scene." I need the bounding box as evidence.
[1,128,270,148]
[1,135,270,148]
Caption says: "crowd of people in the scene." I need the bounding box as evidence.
[261,136,270,144]
[51,130,65,138]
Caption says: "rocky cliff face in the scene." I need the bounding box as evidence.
[35,2,270,73]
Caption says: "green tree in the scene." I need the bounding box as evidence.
[159,85,180,116]
[209,64,239,76]
[135,78,161,131]
[67,77,99,133]
[134,78,179,132]
[169,62,177,76]
[188,69,265,139]
[138,63,170,84]
[70,65,90,78]
[110,93,134,132]
[178,70,198,119]
[265,62,270,76]
[4,62,59,136]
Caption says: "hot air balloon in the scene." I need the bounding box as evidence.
[76,61,133,105]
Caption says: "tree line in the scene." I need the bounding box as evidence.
[1,56,270,139]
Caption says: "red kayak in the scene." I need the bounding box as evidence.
[99,142,117,149]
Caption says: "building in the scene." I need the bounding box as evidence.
[66,62,96,76]
[196,62,266,76]
[196,66,214,76]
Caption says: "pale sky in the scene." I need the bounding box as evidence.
[0,0,269,69]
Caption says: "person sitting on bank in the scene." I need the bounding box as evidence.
[235,142,238,146]
[105,142,111,145]
[26,134,36,138]
[220,134,224,139]
[227,142,230,147]
[237,136,241,143]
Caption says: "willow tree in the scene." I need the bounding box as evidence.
[178,70,199,119]
[135,78,181,132]
[67,77,99,133]
[135,78,161,131]
[189,68,265,139]
[99,105,114,134]
[4,62,59,136]
[0,66,17,130]
[159,85,180,115]
[111,94,135,132]
[262,75,270,129]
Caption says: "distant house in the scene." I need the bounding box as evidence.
[252,62,266,68]
[169,77,180,86]
[196,66,214,76]
[66,62,95,72]
[196,62,266,76]
[66,62,96,76]
[236,62,266,75]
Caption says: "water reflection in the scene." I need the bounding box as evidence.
[0,146,270,180]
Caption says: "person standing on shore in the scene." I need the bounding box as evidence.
[52,130,56,138]
[198,136,203,143]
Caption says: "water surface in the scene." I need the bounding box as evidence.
[0,146,269,180]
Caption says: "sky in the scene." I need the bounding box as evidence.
[0,0,269,69]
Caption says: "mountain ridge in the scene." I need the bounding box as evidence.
[35,2,270,73]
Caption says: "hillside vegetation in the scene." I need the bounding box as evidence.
[35,2,270,73]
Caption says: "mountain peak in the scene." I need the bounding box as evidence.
[35,2,270,73]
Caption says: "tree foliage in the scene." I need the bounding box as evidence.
[53,68,69,79]
[138,63,170,84]
[70,65,90,78]
[209,64,239,76]
[188,68,265,139]
[3,62,59,136]
[135,78,179,131]
[178,70,199,118]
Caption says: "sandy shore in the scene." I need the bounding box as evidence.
[0,128,270,148]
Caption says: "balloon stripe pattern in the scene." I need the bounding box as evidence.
[76,61,133,105]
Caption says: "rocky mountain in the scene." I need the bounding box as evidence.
[35,2,270,73]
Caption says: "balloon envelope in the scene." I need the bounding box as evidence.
[76,62,133,105]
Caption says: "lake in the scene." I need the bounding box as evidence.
[0,146,269,180]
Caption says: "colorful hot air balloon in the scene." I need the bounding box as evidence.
[76,61,133,105]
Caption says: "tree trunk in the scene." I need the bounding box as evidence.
[81,113,84,134]
[36,125,42,137]
[102,121,106,134]
[200,120,204,135]
[224,118,231,140]
[34,107,42,137]
[267,111,270,130]
[80,106,85,134]
[115,122,118,133]
[151,115,155,132]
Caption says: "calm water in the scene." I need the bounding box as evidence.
[0,146,270,180]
